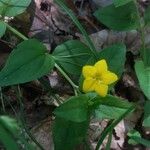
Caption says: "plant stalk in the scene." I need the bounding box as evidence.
[55,63,79,95]
[6,23,28,40]
[0,87,5,112]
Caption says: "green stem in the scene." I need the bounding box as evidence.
[23,125,45,150]
[17,86,24,115]
[5,23,28,40]
[55,63,79,95]
[95,105,135,150]
[105,130,113,150]
[0,87,5,112]
[3,95,17,116]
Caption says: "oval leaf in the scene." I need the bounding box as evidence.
[0,116,19,150]
[54,95,89,122]
[94,95,132,119]
[87,44,126,76]
[135,60,150,100]
[0,0,31,17]
[0,39,54,87]
[98,44,126,76]
[143,101,150,127]
[0,116,34,150]
[94,1,139,31]
[52,40,93,75]
[53,117,89,150]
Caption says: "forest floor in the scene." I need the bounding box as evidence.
[0,0,150,150]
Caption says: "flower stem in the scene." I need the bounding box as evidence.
[55,63,79,95]
[5,23,28,40]
[0,87,5,112]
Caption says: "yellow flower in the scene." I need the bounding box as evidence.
[82,59,118,97]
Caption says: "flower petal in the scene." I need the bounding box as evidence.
[94,59,108,74]
[94,83,108,97]
[82,65,96,78]
[83,78,96,92]
[102,71,118,85]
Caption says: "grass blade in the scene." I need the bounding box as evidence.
[95,105,135,150]
[54,0,98,59]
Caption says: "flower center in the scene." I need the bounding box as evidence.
[93,73,103,83]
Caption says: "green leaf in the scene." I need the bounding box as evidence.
[0,39,55,87]
[94,1,139,31]
[113,0,133,7]
[135,60,150,100]
[95,95,132,108]
[54,0,97,56]
[144,5,150,26]
[95,105,128,120]
[143,101,150,127]
[98,44,126,76]
[0,116,34,150]
[95,105,135,150]
[128,130,141,145]
[88,44,126,76]
[0,21,6,37]
[54,95,89,122]
[94,95,132,119]
[0,0,31,17]
[0,116,20,150]
[128,129,150,147]
[0,116,19,133]
[52,40,93,75]
[53,117,89,150]
[130,137,150,147]
[105,131,112,150]
[143,48,150,67]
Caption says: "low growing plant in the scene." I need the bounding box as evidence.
[0,0,150,149]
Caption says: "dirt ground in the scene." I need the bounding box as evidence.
[0,0,150,150]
